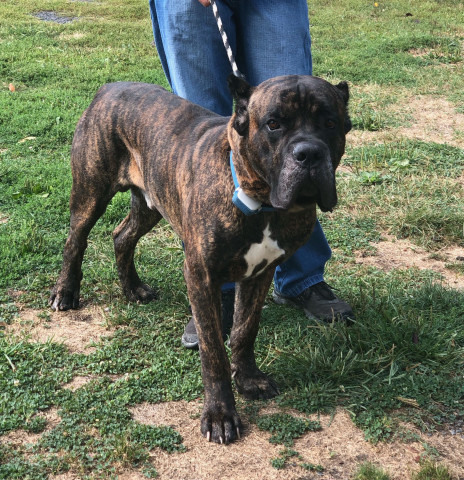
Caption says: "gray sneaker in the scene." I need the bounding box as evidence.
[273,281,354,323]
[181,289,235,349]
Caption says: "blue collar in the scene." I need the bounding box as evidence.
[230,151,277,215]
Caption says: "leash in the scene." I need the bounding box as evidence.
[210,0,245,79]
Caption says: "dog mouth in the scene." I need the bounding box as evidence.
[272,177,337,213]
[295,189,336,212]
[296,194,316,205]
[294,185,318,206]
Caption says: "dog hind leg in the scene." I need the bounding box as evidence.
[50,185,115,311]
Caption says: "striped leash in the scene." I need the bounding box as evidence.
[210,0,245,79]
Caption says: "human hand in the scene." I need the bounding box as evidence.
[197,0,211,6]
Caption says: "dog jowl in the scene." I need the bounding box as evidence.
[50,74,350,444]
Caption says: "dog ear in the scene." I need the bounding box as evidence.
[335,81,349,104]
[335,81,352,134]
[228,74,252,136]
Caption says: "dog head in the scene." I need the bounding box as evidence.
[227,74,351,212]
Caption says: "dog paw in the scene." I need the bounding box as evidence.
[49,288,79,311]
[125,283,157,304]
[200,404,242,445]
[233,369,280,401]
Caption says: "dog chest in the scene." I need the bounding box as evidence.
[243,223,285,278]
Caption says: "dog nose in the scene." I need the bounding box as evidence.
[293,142,322,164]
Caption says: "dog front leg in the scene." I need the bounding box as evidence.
[230,270,280,400]
[183,262,242,444]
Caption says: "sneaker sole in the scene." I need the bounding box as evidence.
[181,334,199,349]
[181,334,230,350]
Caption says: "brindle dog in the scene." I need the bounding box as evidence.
[50,74,351,444]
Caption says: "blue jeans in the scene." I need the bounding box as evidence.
[149,0,331,297]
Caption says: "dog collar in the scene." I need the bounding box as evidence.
[230,151,277,215]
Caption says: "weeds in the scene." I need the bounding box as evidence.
[412,460,453,480]
[353,462,391,480]
[255,413,321,446]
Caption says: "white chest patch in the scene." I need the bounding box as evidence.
[243,223,285,278]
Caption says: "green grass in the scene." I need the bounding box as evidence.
[1,0,463,478]
[255,412,321,446]
[352,462,391,480]
[412,460,453,480]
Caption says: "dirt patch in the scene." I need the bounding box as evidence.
[62,375,101,390]
[125,401,464,480]
[355,236,464,290]
[129,401,356,480]
[33,11,77,24]
[62,373,124,391]
[3,401,462,480]
[398,96,464,147]
[6,306,111,353]
[348,94,464,149]
[0,407,61,448]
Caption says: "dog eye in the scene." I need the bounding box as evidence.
[267,119,281,131]
[325,119,336,129]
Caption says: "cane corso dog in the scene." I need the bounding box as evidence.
[50,74,351,444]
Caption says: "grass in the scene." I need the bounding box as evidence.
[255,412,321,446]
[353,462,391,480]
[411,460,454,480]
[1,0,463,478]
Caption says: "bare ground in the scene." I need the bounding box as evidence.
[355,236,464,290]
[5,304,112,353]
[348,93,464,149]
[127,402,464,480]
[2,397,463,480]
